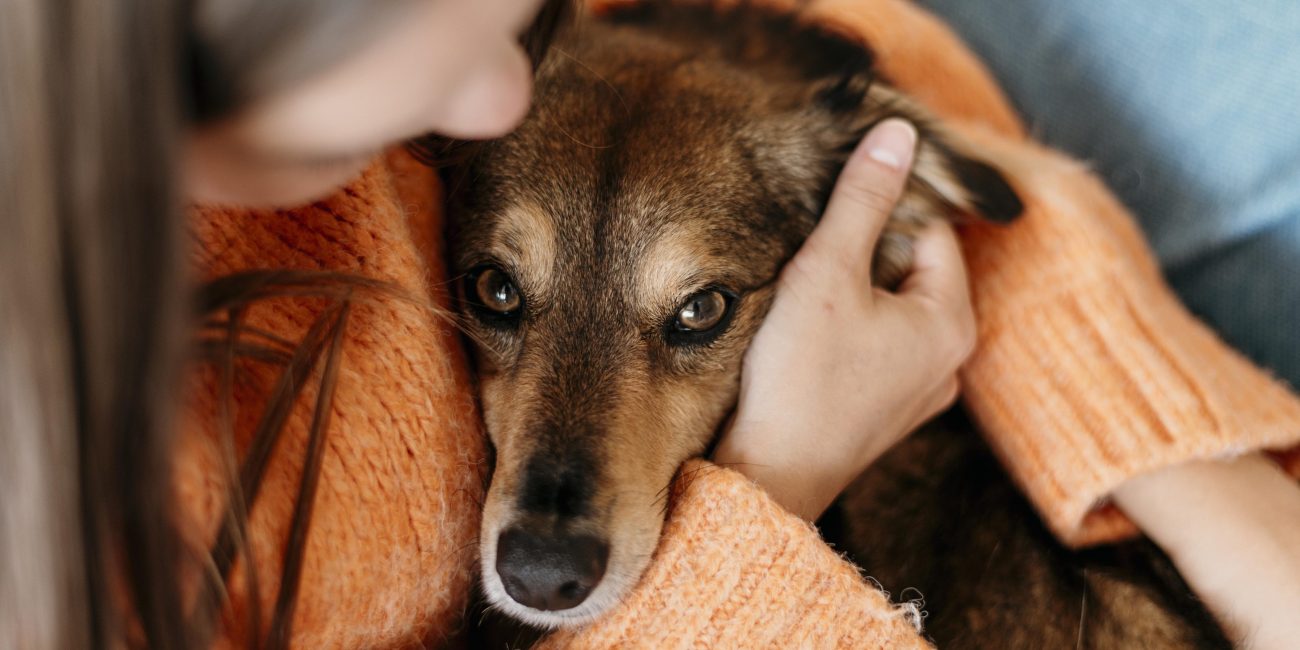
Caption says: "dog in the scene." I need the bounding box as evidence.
[443,3,1227,646]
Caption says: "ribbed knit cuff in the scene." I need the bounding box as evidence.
[958,131,1300,547]
[538,460,930,649]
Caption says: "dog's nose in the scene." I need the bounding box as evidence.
[496,527,609,611]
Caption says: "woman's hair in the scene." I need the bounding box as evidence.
[0,0,570,647]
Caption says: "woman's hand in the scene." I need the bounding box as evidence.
[1114,454,1300,649]
[712,118,977,521]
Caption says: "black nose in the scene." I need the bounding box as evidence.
[496,527,609,611]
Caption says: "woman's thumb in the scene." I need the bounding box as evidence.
[798,118,917,282]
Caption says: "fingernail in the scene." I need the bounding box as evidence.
[860,118,917,171]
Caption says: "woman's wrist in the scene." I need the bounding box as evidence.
[712,428,863,522]
[1113,453,1300,649]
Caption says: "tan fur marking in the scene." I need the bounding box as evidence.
[634,225,726,316]
[490,204,558,299]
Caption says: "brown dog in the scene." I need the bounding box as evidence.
[444,3,1226,646]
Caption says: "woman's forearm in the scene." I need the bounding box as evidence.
[1113,453,1300,649]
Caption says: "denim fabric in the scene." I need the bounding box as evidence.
[916,0,1300,387]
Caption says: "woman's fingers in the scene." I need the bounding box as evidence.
[796,118,917,284]
[900,221,970,307]
[899,221,976,360]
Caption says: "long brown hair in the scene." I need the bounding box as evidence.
[0,1,570,647]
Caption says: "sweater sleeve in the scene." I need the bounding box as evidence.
[536,460,931,650]
[955,129,1300,547]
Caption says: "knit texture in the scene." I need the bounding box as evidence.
[178,0,1300,646]
[179,152,488,648]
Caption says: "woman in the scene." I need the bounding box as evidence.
[1,0,1297,648]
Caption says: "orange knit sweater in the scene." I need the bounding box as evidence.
[180,0,1300,647]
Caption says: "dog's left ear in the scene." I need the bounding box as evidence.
[813,60,1025,225]
[800,27,1024,226]
[909,129,1025,224]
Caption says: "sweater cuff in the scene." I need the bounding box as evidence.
[957,131,1300,547]
[536,460,930,649]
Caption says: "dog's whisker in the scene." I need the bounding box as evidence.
[552,118,614,150]
[553,46,632,118]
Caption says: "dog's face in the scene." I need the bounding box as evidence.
[444,7,1020,628]
[448,40,809,629]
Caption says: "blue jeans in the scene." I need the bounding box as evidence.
[916,0,1300,389]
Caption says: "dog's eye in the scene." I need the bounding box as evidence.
[465,266,522,321]
[665,288,735,346]
[676,290,728,331]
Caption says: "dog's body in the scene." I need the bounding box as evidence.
[444,3,1226,646]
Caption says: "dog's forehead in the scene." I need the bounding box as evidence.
[463,35,827,317]
[484,182,773,316]
[481,118,784,292]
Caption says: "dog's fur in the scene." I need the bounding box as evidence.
[444,3,1227,646]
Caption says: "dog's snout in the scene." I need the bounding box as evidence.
[519,453,597,518]
[496,528,610,611]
